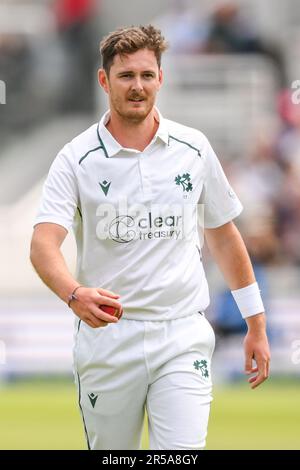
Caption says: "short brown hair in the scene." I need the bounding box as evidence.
[100,25,168,74]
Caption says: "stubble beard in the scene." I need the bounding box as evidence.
[112,95,155,125]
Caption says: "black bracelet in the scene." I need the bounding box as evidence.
[67,285,83,308]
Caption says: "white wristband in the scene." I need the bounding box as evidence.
[231,282,265,319]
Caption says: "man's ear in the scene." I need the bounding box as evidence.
[158,68,163,90]
[98,69,109,93]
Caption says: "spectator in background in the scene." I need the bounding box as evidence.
[276,88,300,167]
[274,89,300,264]
[154,0,209,54]
[230,132,282,234]
[53,0,99,112]
[157,1,286,86]
[202,1,286,86]
[225,92,300,267]
[204,2,264,54]
[276,163,300,265]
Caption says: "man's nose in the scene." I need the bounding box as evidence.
[131,77,143,92]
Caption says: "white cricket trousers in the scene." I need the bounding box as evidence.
[73,311,215,450]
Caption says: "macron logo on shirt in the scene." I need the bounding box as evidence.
[99,180,111,196]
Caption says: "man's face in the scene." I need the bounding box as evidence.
[99,48,163,123]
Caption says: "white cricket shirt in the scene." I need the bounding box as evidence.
[35,110,243,320]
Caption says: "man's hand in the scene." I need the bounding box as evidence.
[244,314,271,389]
[70,286,123,329]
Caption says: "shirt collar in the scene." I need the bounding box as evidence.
[97,108,169,158]
[154,108,169,145]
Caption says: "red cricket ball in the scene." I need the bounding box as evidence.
[100,305,123,319]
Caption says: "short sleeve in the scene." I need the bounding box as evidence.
[34,145,79,232]
[200,137,243,228]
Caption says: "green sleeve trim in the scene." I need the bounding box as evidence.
[78,146,102,165]
[169,135,202,157]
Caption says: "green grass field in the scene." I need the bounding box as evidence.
[0,379,299,450]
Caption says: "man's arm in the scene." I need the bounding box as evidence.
[204,221,270,389]
[30,223,122,328]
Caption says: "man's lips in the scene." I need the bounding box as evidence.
[128,97,145,102]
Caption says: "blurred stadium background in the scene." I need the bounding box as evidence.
[0,0,300,450]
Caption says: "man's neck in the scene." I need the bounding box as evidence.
[106,110,159,152]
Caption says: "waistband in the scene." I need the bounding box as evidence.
[121,310,205,322]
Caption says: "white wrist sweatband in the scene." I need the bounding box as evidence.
[231,282,265,319]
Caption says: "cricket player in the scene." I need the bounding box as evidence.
[30,25,270,450]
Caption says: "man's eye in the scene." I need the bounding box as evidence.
[143,74,154,79]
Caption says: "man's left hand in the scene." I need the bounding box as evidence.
[243,315,271,389]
